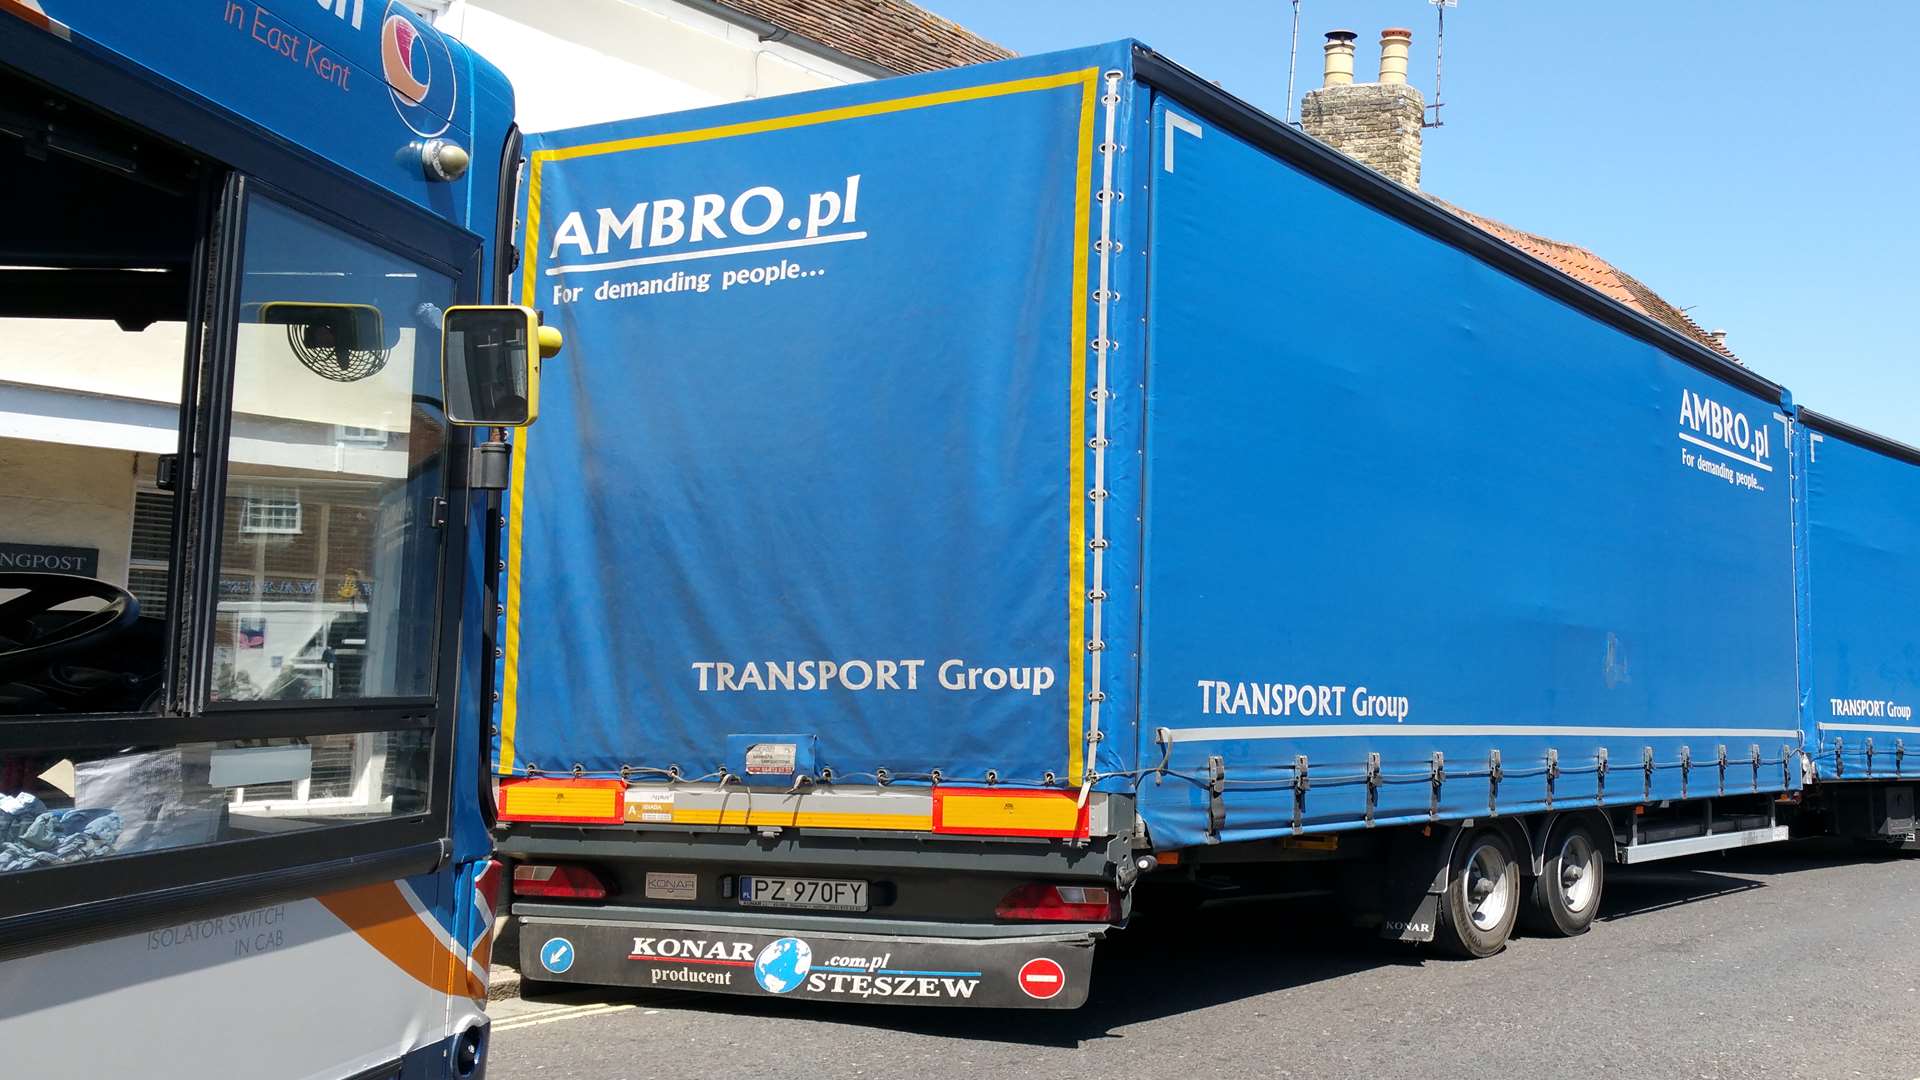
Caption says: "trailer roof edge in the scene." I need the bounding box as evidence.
[1129,45,1785,404]
[1798,408,1920,468]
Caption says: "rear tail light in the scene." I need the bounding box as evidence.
[511,863,610,900]
[994,883,1118,922]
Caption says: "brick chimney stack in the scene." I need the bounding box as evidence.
[1300,28,1426,188]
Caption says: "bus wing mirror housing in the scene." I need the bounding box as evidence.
[441,305,559,428]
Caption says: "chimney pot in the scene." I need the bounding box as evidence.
[1709,329,1728,347]
[1379,28,1414,85]
[1301,28,1426,188]
[1322,30,1358,87]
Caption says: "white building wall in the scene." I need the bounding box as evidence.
[0,438,138,585]
[425,0,877,133]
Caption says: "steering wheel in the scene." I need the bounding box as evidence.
[0,572,141,677]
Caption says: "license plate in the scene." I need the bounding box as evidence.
[738,875,868,912]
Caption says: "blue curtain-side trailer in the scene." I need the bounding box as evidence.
[486,42,1920,1005]
[1795,411,1920,834]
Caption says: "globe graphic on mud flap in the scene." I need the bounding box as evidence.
[753,937,813,993]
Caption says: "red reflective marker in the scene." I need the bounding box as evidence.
[1017,957,1066,1000]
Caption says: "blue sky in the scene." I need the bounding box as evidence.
[923,1,1920,441]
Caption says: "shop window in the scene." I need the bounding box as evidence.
[127,486,175,619]
[333,424,389,448]
[240,491,304,536]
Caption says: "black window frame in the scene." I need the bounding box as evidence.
[0,21,484,956]
[193,177,466,717]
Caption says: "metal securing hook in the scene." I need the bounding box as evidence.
[1364,752,1382,827]
[1291,755,1309,835]
[1204,756,1227,844]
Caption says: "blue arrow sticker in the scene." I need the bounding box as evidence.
[539,936,576,974]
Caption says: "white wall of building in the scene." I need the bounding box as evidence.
[424,0,877,133]
[0,438,139,585]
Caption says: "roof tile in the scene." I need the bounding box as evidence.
[1429,197,1739,363]
[717,0,1014,76]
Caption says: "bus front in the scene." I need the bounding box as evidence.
[0,4,542,1077]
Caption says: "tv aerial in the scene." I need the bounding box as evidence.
[1425,0,1457,128]
[1284,0,1302,126]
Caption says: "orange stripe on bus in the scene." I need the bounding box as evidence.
[318,883,487,1002]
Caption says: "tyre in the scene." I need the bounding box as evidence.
[1522,819,1606,936]
[1433,828,1521,958]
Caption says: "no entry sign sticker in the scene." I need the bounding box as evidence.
[1017,957,1065,1000]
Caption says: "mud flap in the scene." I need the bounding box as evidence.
[521,915,1097,1008]
[1377,826,1457,943]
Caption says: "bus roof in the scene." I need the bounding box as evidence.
[7,0,513,230]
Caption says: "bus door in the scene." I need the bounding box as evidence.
[0,25,509,1080]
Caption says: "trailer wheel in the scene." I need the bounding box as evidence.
[1522,820,1605,936]
[1434,828,1520,958]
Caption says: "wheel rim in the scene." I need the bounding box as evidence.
[1558,832,1599,914]
[1464,840,1512,931]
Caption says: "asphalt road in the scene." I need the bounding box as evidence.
[488,839,1920,1080]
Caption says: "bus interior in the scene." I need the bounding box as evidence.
[2,62,452,873]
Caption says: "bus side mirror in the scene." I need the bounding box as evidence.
[441,305,559,427]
